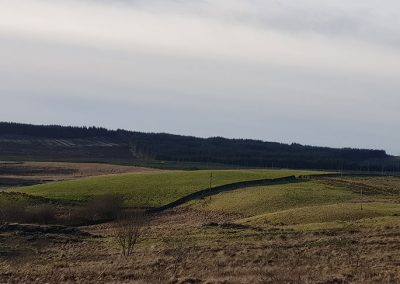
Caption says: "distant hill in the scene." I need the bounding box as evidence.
[0,122,397,171]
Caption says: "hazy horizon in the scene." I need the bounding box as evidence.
[1,1,400,155]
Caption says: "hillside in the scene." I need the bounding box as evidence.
[0,122,396,171]
[4,172,400,283]
[12,169,320,207]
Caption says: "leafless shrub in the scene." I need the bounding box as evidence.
[344,239,365,275]
[27,204,58,224]
[115,209,147,257]
[83,194,124,222]
[161,236,188,276]
[0,200,28,224]
[0,199,60,225]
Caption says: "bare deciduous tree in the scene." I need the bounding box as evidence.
[115,209,147,257]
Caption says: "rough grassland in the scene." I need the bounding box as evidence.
[239,202,400,227]
[2,175,400,283]
[190,181,356,216]
[189,179,400,232]
[12,169,322,207]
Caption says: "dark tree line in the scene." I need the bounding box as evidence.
[123,133,391,171]
[0,122,395,171]
[0,122,116,139]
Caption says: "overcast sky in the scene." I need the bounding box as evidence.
[1,0,399,154]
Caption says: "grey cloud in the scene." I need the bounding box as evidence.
[0,0,400,154]
[102,0,400,47]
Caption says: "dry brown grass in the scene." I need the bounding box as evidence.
[319,176,400,196]
[1,207,399,283]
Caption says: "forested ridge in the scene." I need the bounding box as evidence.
[0,122,395,171]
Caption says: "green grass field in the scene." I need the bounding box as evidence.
[239,202,400,227]
[189,178,400,231]
[11,169,323,207]
[190,181,356,216]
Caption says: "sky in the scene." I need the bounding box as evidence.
[0,0,399,154]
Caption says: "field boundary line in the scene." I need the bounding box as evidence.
[149,172,395,212]
[150,175,300,212]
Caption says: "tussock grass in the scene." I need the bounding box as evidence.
[285,215,400,231]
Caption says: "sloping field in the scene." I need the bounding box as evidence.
[3,173,400,283]
[319,176,400,195]
[188,178,400,231]
[0,161,160,189]
[239,202,400,227]
[0,161,158,180]
[189,181,356,216]
[11,169,322,207]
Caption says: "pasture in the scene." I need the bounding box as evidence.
[1,167,400,283]
[11,169,322,207]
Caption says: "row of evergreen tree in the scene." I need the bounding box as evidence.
[0,122,393,171]
[0,122,116,139]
